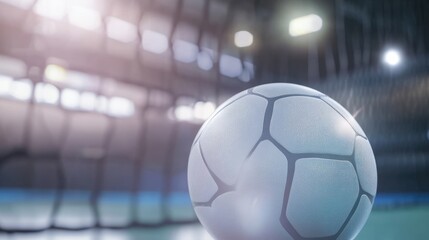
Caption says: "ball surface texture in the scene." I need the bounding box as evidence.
[188,83,377,240]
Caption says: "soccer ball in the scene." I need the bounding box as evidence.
[188,83,377,240]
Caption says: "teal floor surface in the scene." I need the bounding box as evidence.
[0,189,428,239]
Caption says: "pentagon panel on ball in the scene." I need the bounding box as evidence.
[188,83,377,240]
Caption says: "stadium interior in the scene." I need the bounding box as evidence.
[0,0,428,239]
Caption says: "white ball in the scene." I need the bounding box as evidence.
[188,83,377,240]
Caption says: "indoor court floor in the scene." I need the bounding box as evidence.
[0,190,428,240]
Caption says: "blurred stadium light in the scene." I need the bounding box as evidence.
[234,30,254,48]
[142,30,169,54]
[35,83,60,105]
[79,92,97,111]
[61,88,80,110]
[45,64,67,82]
[68,6,102,31]
[96,96,109,113]
[173,98,216,123]
[383,49,402,67]
[108,97,135,117]
[193,101,216,121]
[174,105,194,122]
[289,14,323,37]
[0,75,12,95]
[9,79,32,101]
[34,0,67,20]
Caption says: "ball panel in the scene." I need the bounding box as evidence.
[252,83,324,98]
[200,95,267,185]
[271,97,355,155]
[235,140,291,240]
[187,144,219,203]
[355,136,378,196]
[194,193,245,240]
[337,195,372,240]
[196,190,293,240]
[236,140,288,192]
[287,158,359,238]
[321,96,366,138]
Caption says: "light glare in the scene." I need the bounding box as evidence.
[68,6,102,31]
[234,31,253,48]
[383,49,401,66]
[0,75,12,95]
[10,79,32,101]
[289,14,323,37]
[108,97,135,117]
[175,105,194,121]
[96,96,109,113]
[45,64,67,82]
[34,0,67,20]
[194,102,216,120]
[35,83,60,104]
[61,88,80,109]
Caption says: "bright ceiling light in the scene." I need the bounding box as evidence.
[34,0,67,20]
[0,75,12,95]
[96,96,109,113]
[289,14,323,37]
[142,30,168,54]
[35,83,60,104]
[10,79,32,101]
[61,88,80,109]
[383,49,401,66]
[234,31,253,48]
[45,64,67,82]
[194,101,216,121]
[174,105,194,121]
[80,92,97,111]
[107,17,137,43]
[68,6,102,31]
[108,97,135,117]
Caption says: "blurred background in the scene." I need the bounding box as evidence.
[0,0,428,239]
